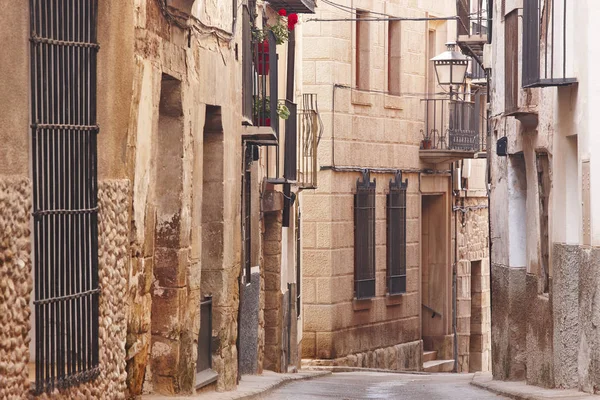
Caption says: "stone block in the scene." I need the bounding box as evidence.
[151,287,185,338]
[154,247,188,287]
[301,332,316,358]
[151,336,180,378]
[304,304,333,331]
[316,332,333,359]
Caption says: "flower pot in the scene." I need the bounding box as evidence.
[257,117,271,127]
[422,139,432,149]
[257,41,270,75]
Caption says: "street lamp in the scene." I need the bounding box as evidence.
[431,42,469,88]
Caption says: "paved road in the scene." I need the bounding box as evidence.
[261,372,507,400]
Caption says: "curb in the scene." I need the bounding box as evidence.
[235,371,332,400]
[470,373,600,400]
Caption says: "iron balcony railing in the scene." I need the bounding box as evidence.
[522,0,577,88]
[467,59,486,82]
[266,0,316,14]
[420,95,487,153]
[242,6,279,134]
[298,94,322,190]
[457,0,489,39]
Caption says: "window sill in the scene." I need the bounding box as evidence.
[385,293,405,307]
[196,368,218,390]
[353,298,373,311]
[351,90,373,107]
[384,94,404,110]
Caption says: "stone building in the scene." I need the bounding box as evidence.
[0,0,316,398]
[487,0,600,394]
[300,0,491,373]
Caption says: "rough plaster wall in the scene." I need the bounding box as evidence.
[525,274,554,388]
[0,179,130,399]
[491,264,527,381]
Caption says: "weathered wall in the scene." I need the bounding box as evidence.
[126,0,243,394]
[553,244,600,394]
[0,180,130,400]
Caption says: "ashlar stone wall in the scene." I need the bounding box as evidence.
[455,195,491,373]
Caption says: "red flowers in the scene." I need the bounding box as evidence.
[278,8,287,16]
[288,13,298,30]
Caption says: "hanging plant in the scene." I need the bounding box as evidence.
[252,9,299,45]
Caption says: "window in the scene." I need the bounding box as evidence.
[388,20,402,95]
[356,10,370,90]
[504,10,518,113]
[387,172,408,295]
[29,0,100,393]
[354,171,376,299]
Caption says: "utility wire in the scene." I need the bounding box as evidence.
[306,16,460,23]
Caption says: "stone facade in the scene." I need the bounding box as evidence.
[301,0,489,373]
[455,195,492,372]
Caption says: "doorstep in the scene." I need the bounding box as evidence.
[471,372,600,399]
[143,370,331,400]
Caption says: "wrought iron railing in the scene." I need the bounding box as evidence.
[242,8,279,132]
[522,0,577,88]
[467,59,486,81]
[420,95,486,153]
[298,94,322,190]
[457,0,489,39]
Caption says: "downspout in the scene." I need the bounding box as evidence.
[451,163,458,373]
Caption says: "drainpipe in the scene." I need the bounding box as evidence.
[451,163,458,373]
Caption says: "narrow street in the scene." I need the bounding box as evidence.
[262,372,507,399]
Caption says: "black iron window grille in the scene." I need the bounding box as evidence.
[354,170,376,300]
[387,172,408,295]
[29,0,100,393]
[522,0,577,88]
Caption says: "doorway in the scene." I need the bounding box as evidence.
[421,194,450,343]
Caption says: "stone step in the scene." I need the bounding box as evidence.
[423,351,438,363]
[423,359,454,373]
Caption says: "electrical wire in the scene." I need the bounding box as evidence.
[306,16,460,23]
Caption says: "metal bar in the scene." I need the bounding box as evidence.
[30,34,100,49]
[563,0,567,79]
[33,289,101,305]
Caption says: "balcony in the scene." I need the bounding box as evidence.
[419,96,487,164]
[456,0,488,66]
[242,9,279,145]
[522,0,577,88]
[467,59,486,86]
[266,0,315,14]
[297,94,322,190]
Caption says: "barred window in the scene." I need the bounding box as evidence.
[387,172,408,295]
[30,0,100,393]
[354,171,376,299]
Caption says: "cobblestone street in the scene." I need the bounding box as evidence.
[262,372,506,399]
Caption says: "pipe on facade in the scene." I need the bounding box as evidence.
[451,163,459,373]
